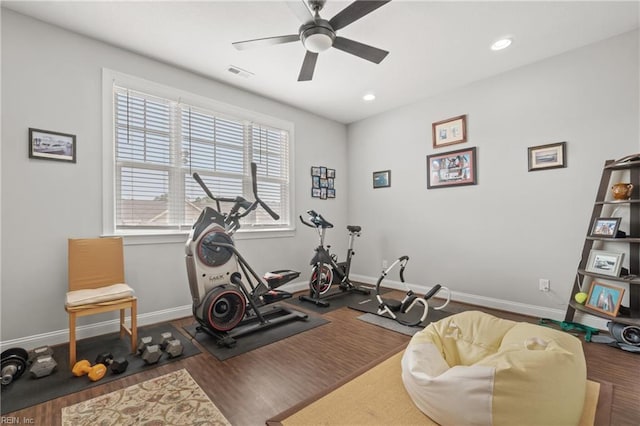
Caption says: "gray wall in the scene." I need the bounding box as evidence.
[346,30,639,325]
[1,9,349,346]
[1,9,638,347]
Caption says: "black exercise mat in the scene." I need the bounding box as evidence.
[349,296,453,332]
[285,285,386,314]
[1,323,200,415]
[184,309,329,361]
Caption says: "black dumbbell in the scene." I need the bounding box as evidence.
[1,348,28,386]
[95,353,129,374]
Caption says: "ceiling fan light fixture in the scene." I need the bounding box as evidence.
[301,25,335,53]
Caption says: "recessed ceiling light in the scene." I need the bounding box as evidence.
[491,37,512,51]
[363,93,376,101]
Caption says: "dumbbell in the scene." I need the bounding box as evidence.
[27,346,57,379]
[137,337,162,365]
[95,353,129,374]
[29,355,57,379]
[1,348,28,386]
[27,346,54,363]
[72,360,107,381]
[159,332,184,358]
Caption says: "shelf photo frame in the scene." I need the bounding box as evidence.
[585,249,625,277]
[432,115,467,148]
[590,217,622,238]
[585,281,625,317]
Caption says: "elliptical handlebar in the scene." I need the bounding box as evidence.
[251,163,279,221]
[192,162,280,226]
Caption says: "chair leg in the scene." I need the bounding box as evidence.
[69,313,77,368]
[120,308,125,339]
[130,300,137,355]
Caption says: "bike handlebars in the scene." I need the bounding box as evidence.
[299,210,333,229]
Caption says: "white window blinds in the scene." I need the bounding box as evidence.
[113,85,291,233]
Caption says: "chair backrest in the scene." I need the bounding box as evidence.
[68,237,125,291]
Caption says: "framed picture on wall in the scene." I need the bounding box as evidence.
[585,281,625,316]
[426,147,477,189]
[373,170,391,188]
[29,128,76,163]
[527,141,566,171]
[432,115,467,148]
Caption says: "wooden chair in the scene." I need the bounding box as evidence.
[65,237,137,368]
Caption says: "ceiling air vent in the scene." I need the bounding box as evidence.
[227,65,254,78]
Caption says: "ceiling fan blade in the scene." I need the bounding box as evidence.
[298,51,319,81]
[329,0,391,31]
[287,0,315,23]
[233,34,300,50]
[332,37,388,64]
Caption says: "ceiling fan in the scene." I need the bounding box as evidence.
[232,0,391,81]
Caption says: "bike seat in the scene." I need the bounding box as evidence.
[347,225,361,233]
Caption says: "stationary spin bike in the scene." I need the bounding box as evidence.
[376,256,451,327]
[299,210,370,307]
[185,163,307,347]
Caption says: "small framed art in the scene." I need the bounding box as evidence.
[373,170,391,188]
[590,217,622,238]
[432,115,467,148]
[585,281,625,317]
[585,250,625,277]
[426,147,477,189]
[29,128,76,163]
[527,142,566,171]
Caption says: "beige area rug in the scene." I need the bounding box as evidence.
[268,347,612,426]
[62,369,230,426]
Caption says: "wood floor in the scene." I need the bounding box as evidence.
[5,292,639,425]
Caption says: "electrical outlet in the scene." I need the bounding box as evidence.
[539,279,550,292]
[382,259,388,269]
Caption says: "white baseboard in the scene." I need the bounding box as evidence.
[0,305,192,352]
[1,277,610,351]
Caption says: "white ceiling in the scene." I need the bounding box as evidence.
[3,1,639,124]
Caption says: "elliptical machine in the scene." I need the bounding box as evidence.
[185,163,307,347]
[299,210,370,307]
[375,256,451,327]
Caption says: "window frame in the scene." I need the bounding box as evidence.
[102,69,295,243]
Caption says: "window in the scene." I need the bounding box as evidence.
[104,71,293,237]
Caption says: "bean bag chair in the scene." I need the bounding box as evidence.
[401,311,587,425]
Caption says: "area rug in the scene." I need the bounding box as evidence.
[1,323,200,415]
[183,312,329,361]
[267,347,612,426]
[61,369,230,425]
